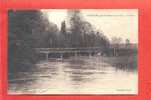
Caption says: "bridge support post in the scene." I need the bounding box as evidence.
[74,52,77,57]
[89,53,92,58]
[60,53,63,60]
[46,53,49,61]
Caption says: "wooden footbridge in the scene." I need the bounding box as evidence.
[35,47,103,60]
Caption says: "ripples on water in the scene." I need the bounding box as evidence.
[8,56,137,94]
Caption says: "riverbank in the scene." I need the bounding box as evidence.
[101,54,137,71]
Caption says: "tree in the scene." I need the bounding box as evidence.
[8,10,42,65]
[67,10,84,47]
[111,37,123,56]
[32,14,59,48]
[111,37,123,48]
[60,21,68,47]
[61,21,67,35]
[95,31,110,50]
[8,10,40,75]
[125,38,130,48]
[8,10,59,73]
[67,10,110,49]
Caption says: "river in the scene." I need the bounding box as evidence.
[8,56,137,94]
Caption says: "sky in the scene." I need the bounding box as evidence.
[42,9,138,43]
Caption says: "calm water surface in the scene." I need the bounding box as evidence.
[8,56,137,94]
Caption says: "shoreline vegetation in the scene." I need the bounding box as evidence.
[102,54,137,71]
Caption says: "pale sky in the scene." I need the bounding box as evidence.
[42,9,138,43]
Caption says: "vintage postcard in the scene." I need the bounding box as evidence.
[8,9,138,94]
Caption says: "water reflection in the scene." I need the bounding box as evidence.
[8,56,137,94]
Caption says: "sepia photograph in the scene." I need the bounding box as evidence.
[8,9,138,94]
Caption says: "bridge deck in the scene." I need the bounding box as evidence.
[35,47,102,54]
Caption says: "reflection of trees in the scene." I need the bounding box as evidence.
[68,68,94,86]
[9,62,59,93]
[65,58,95,86]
